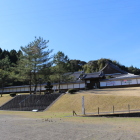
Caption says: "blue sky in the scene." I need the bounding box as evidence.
[0,0,140,68]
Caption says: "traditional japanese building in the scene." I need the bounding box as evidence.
[1,62,140,94]
[81,61,140,89]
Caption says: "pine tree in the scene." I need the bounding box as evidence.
[16,37,53,94]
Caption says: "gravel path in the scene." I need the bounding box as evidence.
[1,115,140,140]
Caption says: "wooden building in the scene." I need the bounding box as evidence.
[81,61,140,89]
[80,72,104,89]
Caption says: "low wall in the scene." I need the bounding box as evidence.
[100,78,140,88]
[0,82,86,94]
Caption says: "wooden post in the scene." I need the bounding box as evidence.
[82,96,85,115]
[98,107,99,115]
[113,105,114,114]
[128,104,130,113]
[73,111,77,116]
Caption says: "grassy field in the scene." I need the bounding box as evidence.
[0,93,29,106]
[1,87,140,119]
[0,94,13,106]
[49,87,140,114]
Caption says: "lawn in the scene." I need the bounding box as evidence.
[1,87,140,117]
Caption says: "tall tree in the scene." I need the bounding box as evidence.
[9,49,18,64]
[16,37,53,94]
[0,56,13,97]
[50,51,72,92]
[83,60,99,73]
[68,59,86,72]
[1,50,10,59]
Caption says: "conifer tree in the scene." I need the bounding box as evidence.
[0,56,13,97]
[50,51,72,92]
[16,37,53,94]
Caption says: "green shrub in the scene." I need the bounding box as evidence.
[44,91,52,94]
[68,89,78,94]
[10,93,16,97]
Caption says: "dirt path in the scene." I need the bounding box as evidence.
[1,114,140,140]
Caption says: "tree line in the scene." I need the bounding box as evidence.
[83,59,140,75]
[0,37,140,95]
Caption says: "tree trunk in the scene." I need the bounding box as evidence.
[58,74,60,93]
[1,83,4,97]
[34,83,37,94]
[29,71,32,94]
[29,80,32,94]
[58,81,60,93]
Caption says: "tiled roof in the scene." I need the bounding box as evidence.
[99,61,128,74]
[100,73,140,81]
[80,72,104,80]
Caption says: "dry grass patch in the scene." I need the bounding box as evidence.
[49,89,140,113]
[48,93,82,113]
[1,110,140,127]
[1,87,140,115]
[77,87,140,96]
[0,94,13,106]
[0,110,72,120]
[84,94,140,112]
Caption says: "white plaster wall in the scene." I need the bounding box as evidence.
[68,84,74,89]
[52,83,81,90]
[11,88,15,92]
[100,82,106,87]
[106,81,115,86]
[36,87,39,91]
[60,85,63,89]
[79,83,85,88]
[121,80,129,85]
[52,85,57,90]
[114,81,121,86]
[17,88,20,92]
[9,88,12,92]
[63,84,68,89]
[74,84,80,88]
[25,87,28,91]
[137,79,140,84]
[41,85,46,90]
[20,87,25,92]
[3,88,9,92]
[101,79,140,87]
[3,78,140,93]
[31,86,35,91]
[130,79,137,85]
[0,83,85,93]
